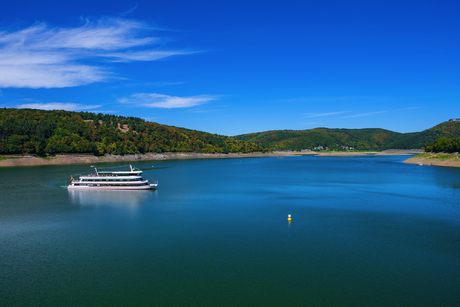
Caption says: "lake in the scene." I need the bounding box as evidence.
[1,155,460,306]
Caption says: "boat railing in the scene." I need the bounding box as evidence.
[80,173,141,178]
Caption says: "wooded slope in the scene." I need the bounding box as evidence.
[0,108,267,155]
[234,121,460,151]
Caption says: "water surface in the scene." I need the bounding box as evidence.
[1,155,460,306]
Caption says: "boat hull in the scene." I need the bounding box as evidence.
[67,184,157,190]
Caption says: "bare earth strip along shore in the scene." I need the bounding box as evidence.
[402,153,460,168]
[314,149,424,156]
[0,152,295,167]
[0,149,430,167]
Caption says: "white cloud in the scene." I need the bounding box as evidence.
[17,102,102,111]
[0,64,107,88]
[0,18,188,88]
[119,93,218,109]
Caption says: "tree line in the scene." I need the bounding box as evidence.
[0,108,267,156]
[425,137,460,153]
[234,121,460,151]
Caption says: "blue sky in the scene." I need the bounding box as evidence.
[0,0,459,136]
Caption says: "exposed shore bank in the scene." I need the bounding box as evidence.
[403,153,460,168]
[0,152,296,167]
[0,149,423,167]
[314,149,424,156]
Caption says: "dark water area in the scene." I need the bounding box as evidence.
[1,155,460,306]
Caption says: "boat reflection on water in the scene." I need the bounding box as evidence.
[68,189,156,207]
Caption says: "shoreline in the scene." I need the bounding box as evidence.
[314,149,423,157]
[0,152,294,167]
[402,153,460,168]
[0,150,423,167]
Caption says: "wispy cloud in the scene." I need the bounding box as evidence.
[111,81,184,89]
[17,102,102,111]
[341,107,423,119]
[104,50,191,62]
[0,17,190,88]
[149,82,184,87]
[187,108,217,113]
[302,122,321,125]
[341,111,389,118]
[119,93,218,109]
[281,96,366,103]
[399,106,424,111]
[119,4,138,17]
[304,111,348,118]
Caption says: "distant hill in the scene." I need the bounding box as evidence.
[0,108,267,156]
[234,121,460,151]
[3,107,459,155]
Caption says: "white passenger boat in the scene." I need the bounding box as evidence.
[68,165,158,190]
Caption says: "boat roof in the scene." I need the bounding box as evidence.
[81,174,142,177]
[97,170,142,174]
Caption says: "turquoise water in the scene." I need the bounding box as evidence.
[1,155,460,306]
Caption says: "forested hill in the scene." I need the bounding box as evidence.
[233,121,460,151]
[0,108,267,155]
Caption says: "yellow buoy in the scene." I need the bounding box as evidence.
[287,214,292,221]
